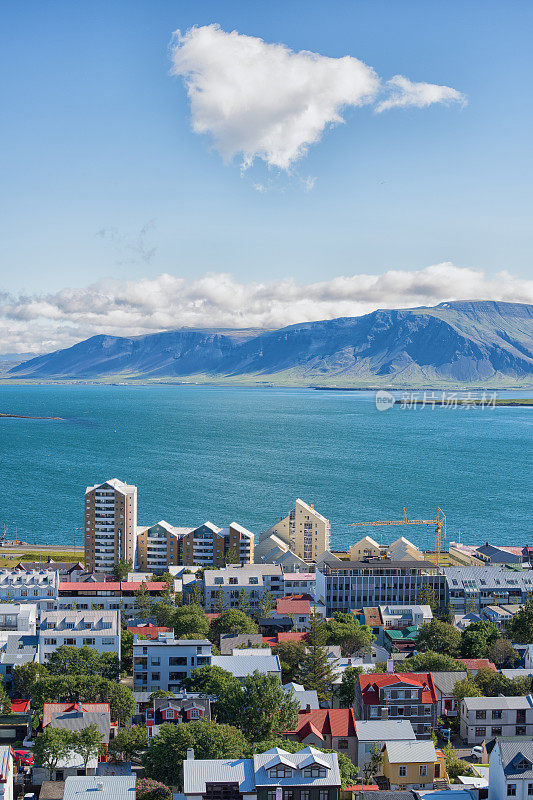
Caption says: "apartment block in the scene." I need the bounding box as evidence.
[204,564,284,612]
[316,559,442,614]
[180,521,254,567]
[444,566,533,614]
[57,579,167,614]
[132,633,212,693]
[260,499,330,563]
[460,695,533,744]
[84,479,137,573]
[136,521,193,573]
[354,673,438,738]
[0,570,58,614]
[39,609,120,661]
[0,604,37,638]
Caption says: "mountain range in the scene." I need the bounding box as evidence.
[7,300,533,387]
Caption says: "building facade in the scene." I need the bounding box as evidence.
[0,570,58,614]
[84,479,138,573]
[354,673,438,738]
[39,609,120,661]
[260,499,330,563]
[136,521,191,573]
[57,580,167,614]
[204,564,284,612]
[460,695,533,744]
[488,738,533,800]
[132,634,212,693]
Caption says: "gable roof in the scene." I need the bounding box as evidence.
[276,596,312,615]
[458,658,497,672]
[385,740,437,764]
[355,720,416,742]
[284,708,357,739]
[498,740,533,778]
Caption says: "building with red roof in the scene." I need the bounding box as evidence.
[354,673,438,738]
[42,702,114,742]
[58,580,167,615]
[127,624,173,640]
[10,700,30,714]
[283,708,358,764]
[458,658,497,673]
[273,594,325,632]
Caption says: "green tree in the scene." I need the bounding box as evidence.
[33,727,74,778]
[136,778,172,800]
[224,548,240,565]
[135,582,153,618]
[214,588,228,614]
[186,665,240,697]
[324,613,375,657]
[149,690,175,700]
[99,652,121,681]
[297,646,337,702]
[210,610,258,642]
[402,651,466,673]
[460,621,499,658]
[363,743,383,783]
[187,584,204,606]
[142,719,248,789]
[506,595,533,643]
[121,628,149,673]
[217,671,300,742]
[237,589,250,615]
[30,675,136,727]
[273,641,307,683]
[443,742,475,779]
[487,638,518,668]
[71,723,102,774]
[151,603,178,629]
[0,679,11,715]
[418,584,438,613]
[416,619,461,657]
[257,589,275,618]
[452,676,483,705]
[11,662,49,696]
[113,558,133,582]
[47,645,101,676]
[173,605,210,639]
[108,725,147,761]
[338,666,363,708]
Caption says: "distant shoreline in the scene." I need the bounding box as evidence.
[393,398,533,407]
[0,412,64,420]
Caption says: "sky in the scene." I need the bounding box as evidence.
[1,0,532,353]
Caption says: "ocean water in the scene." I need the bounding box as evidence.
[0,385,531,550]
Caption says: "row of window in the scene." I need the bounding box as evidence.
[507,784,533,796]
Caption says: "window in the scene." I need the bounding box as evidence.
[399,766,407,778]
[283,792,293,800]
[527,784,533,796]
[301,792,310,800]
[338,739,348,749]
[267,792,276,800]
[190,709,200,719]
[269,767,293,778]
[419,766,427,777]
[492,710,502,719]
[516,727,526,736]
[491,727,502,737]
[475,728,486,738]
[83,638,95,646]
[319,792,329,800]
[507,785,516,797]
[303,767,327,778]
[476,710,487,720]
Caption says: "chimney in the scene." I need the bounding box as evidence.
[386,659,394,674]
[186,748,195,761]
[305,704,311,713]
[381,707,389,720]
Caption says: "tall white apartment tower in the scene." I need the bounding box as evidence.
[84,479,138,573]
[259,498,330,562]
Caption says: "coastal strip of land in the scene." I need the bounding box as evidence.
[394,398,533,407]
[0,412,64,419]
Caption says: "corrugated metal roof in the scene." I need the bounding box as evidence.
[431,671,467,694]
[355,720,416,742]
[463,695,533,710]
[253,747,341,787]
[211,654,281,677]
[183,757,255,794]
[63,775,136,800]
[498,740,533,778]
[385,740,437,764]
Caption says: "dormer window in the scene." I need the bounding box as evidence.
[249,577,258,585]
[229,578,237,585]
[514,758,532,771]
[303,767,327,778]
[214,577,223,585]
[190,708,200,719]
[270,767,293,778]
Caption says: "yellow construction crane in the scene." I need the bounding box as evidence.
[348,507,446,566]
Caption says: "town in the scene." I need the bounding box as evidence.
[0,479,532,800]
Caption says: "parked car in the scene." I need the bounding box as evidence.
[437,726,451,742]
[14,750,34,767]
[470,746,484,760]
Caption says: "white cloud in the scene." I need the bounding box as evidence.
[169,25,465,172]
[376,75,467,112]
[1,264,531,355]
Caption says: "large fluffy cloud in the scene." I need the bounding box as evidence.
[170,25,465,171]
[1,264,531,355]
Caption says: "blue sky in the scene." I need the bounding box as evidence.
[1,0,532,352]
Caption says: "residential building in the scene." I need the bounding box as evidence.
[132,634,211,693]
[283,683,320,711]
[273,595,326,631]
[316,560,441,615]
[443,567,533,614]
[57,579,167,614]
[62,776,136,800]
[211,653,282,682]
[354,674,438,738]
[283,709,358,765]
[0,634,39,690]
[384,627,420,655]
[283,573,317,597]
[146,693,211,739]
[525,646,533,671]
[136,521,193,572]
[260,499,331,563]
[182,746,341,800]
[0,701,31,744]
[387,538,426,563]
[32,750,98,785]
[39,609,120,661]
[0,603,37,639]
[354,720,416,773]
[382,740,447,790]
[43,701,113,742]
[458,658,497,674]
[219,633,265,655]
[0,569,58,613]
[0,746,13,800]
[179,521,255,568]
[15,560,86,582]
[204,564,284,612]
[476,544,526,565]
[84,479,138,573]
[379,605,433,629]
[460,695,533,744]
[483,604,523,632]
[348,536,382,561]
[488,738,533,800]
[127,623,173,640]
[431,672,467,719]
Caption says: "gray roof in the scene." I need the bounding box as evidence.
[463,695,533,710]
[359,793,418,800]
[444,566,533,592]
[49,709,111,743]
[39,781,66,800]
[431,671,468,694]
[133,638,211,646]
[355,720,416,742]
[63,776,136,800]
[184,757,256,794]
[497,739,533,778]
[220,633,264,655]
[385,740,437,764]
[501,669,533,679]
[211,654,281,678]
[0,634,38,666]
[253,747,341,787]
[283,683,319,710]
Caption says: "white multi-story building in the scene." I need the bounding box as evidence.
[204,564,284,612]
[39,610,121,662]
[258,498,330,563]
[0,603,37,639]
[0,570,58,614]
[0,745,13,800]
[460,695,533,744]
[132,633,212,693]
[489,739,533,800]
[85,479,138,573]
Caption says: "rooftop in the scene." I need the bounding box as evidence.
[385,740,437,764]
[63,775,136,800]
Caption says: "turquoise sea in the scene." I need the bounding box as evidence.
[0,385,531,550]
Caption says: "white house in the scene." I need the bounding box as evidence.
[489,738,533,800]
[0,570,58,614]
[0,603,37,640]
[460,695,533,744]
[204,564,284,612]
[39,610,121,662]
